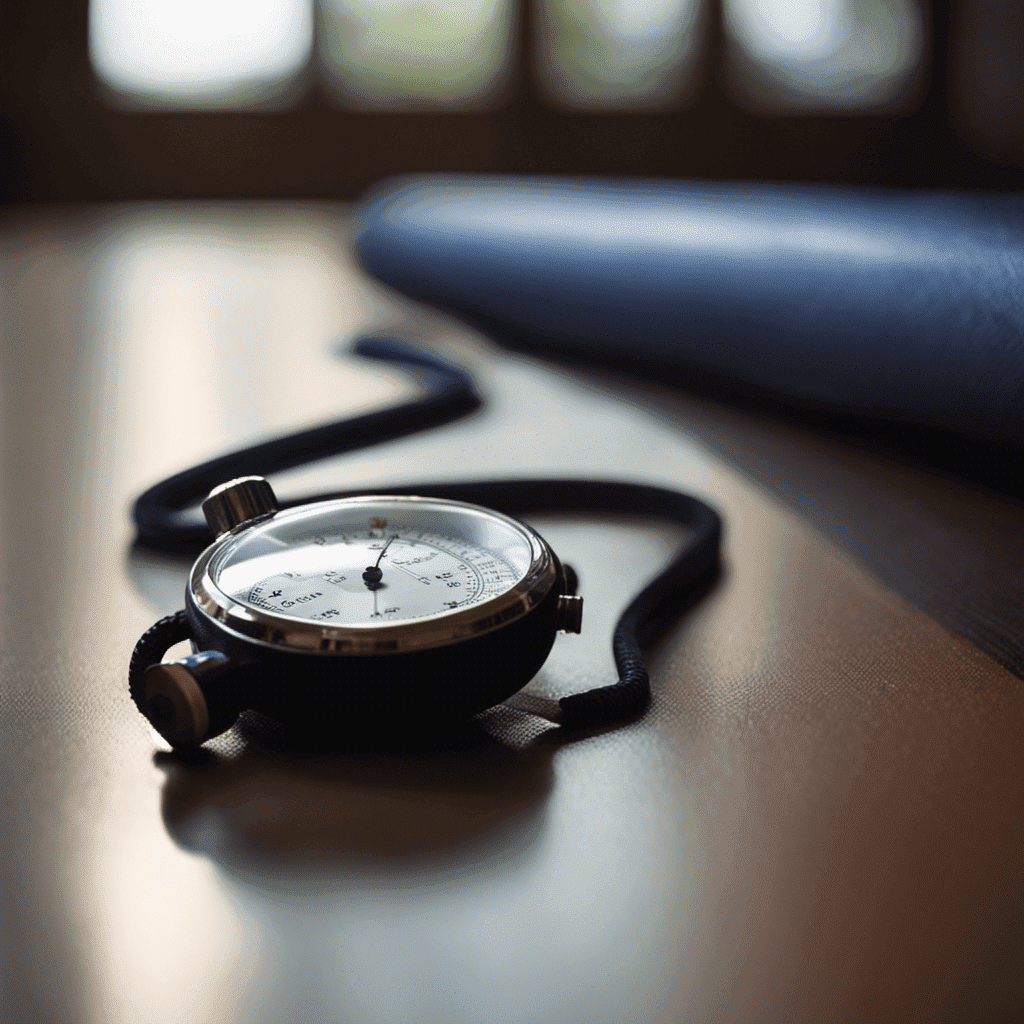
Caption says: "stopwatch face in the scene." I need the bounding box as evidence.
[192,496,555,654]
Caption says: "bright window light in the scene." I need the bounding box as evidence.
[89,0,313,108]
[536,0,704,109]
[724,0,924,110]
[320,0,513,109]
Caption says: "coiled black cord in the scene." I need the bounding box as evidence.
[132,336,722,731]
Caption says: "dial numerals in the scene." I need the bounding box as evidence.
[229,523,518,627]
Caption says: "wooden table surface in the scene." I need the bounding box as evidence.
[2,202,1023,1024]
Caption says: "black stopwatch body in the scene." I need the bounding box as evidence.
[183,564,566,740]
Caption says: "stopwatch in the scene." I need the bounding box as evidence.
[131,476,583,747]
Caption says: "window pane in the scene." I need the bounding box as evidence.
[724,0,924,110]
[89,0,313,108]
[536,0,704,109]
[320,0,513,109]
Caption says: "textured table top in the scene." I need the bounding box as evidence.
[2,202,1023,1024]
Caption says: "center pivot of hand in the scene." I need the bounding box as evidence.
[362,535,397,589]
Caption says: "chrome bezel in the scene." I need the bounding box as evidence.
[188,495,557,656]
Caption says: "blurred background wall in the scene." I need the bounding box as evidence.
[0,0,1021,203]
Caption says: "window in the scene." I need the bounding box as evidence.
[87,0,925,113]
[8,0,1013,204]
[89,0,314,108]
[535,0,705,110]
[320,0,514,108]
[724,0,924,110]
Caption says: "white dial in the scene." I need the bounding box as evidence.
[207,496,539,630]
[221,527,518,624]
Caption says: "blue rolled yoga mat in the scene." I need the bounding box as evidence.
[353,175,1024,446]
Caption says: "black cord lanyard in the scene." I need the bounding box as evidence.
[131,336,722,731]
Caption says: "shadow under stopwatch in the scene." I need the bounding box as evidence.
[156,712,557,872]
